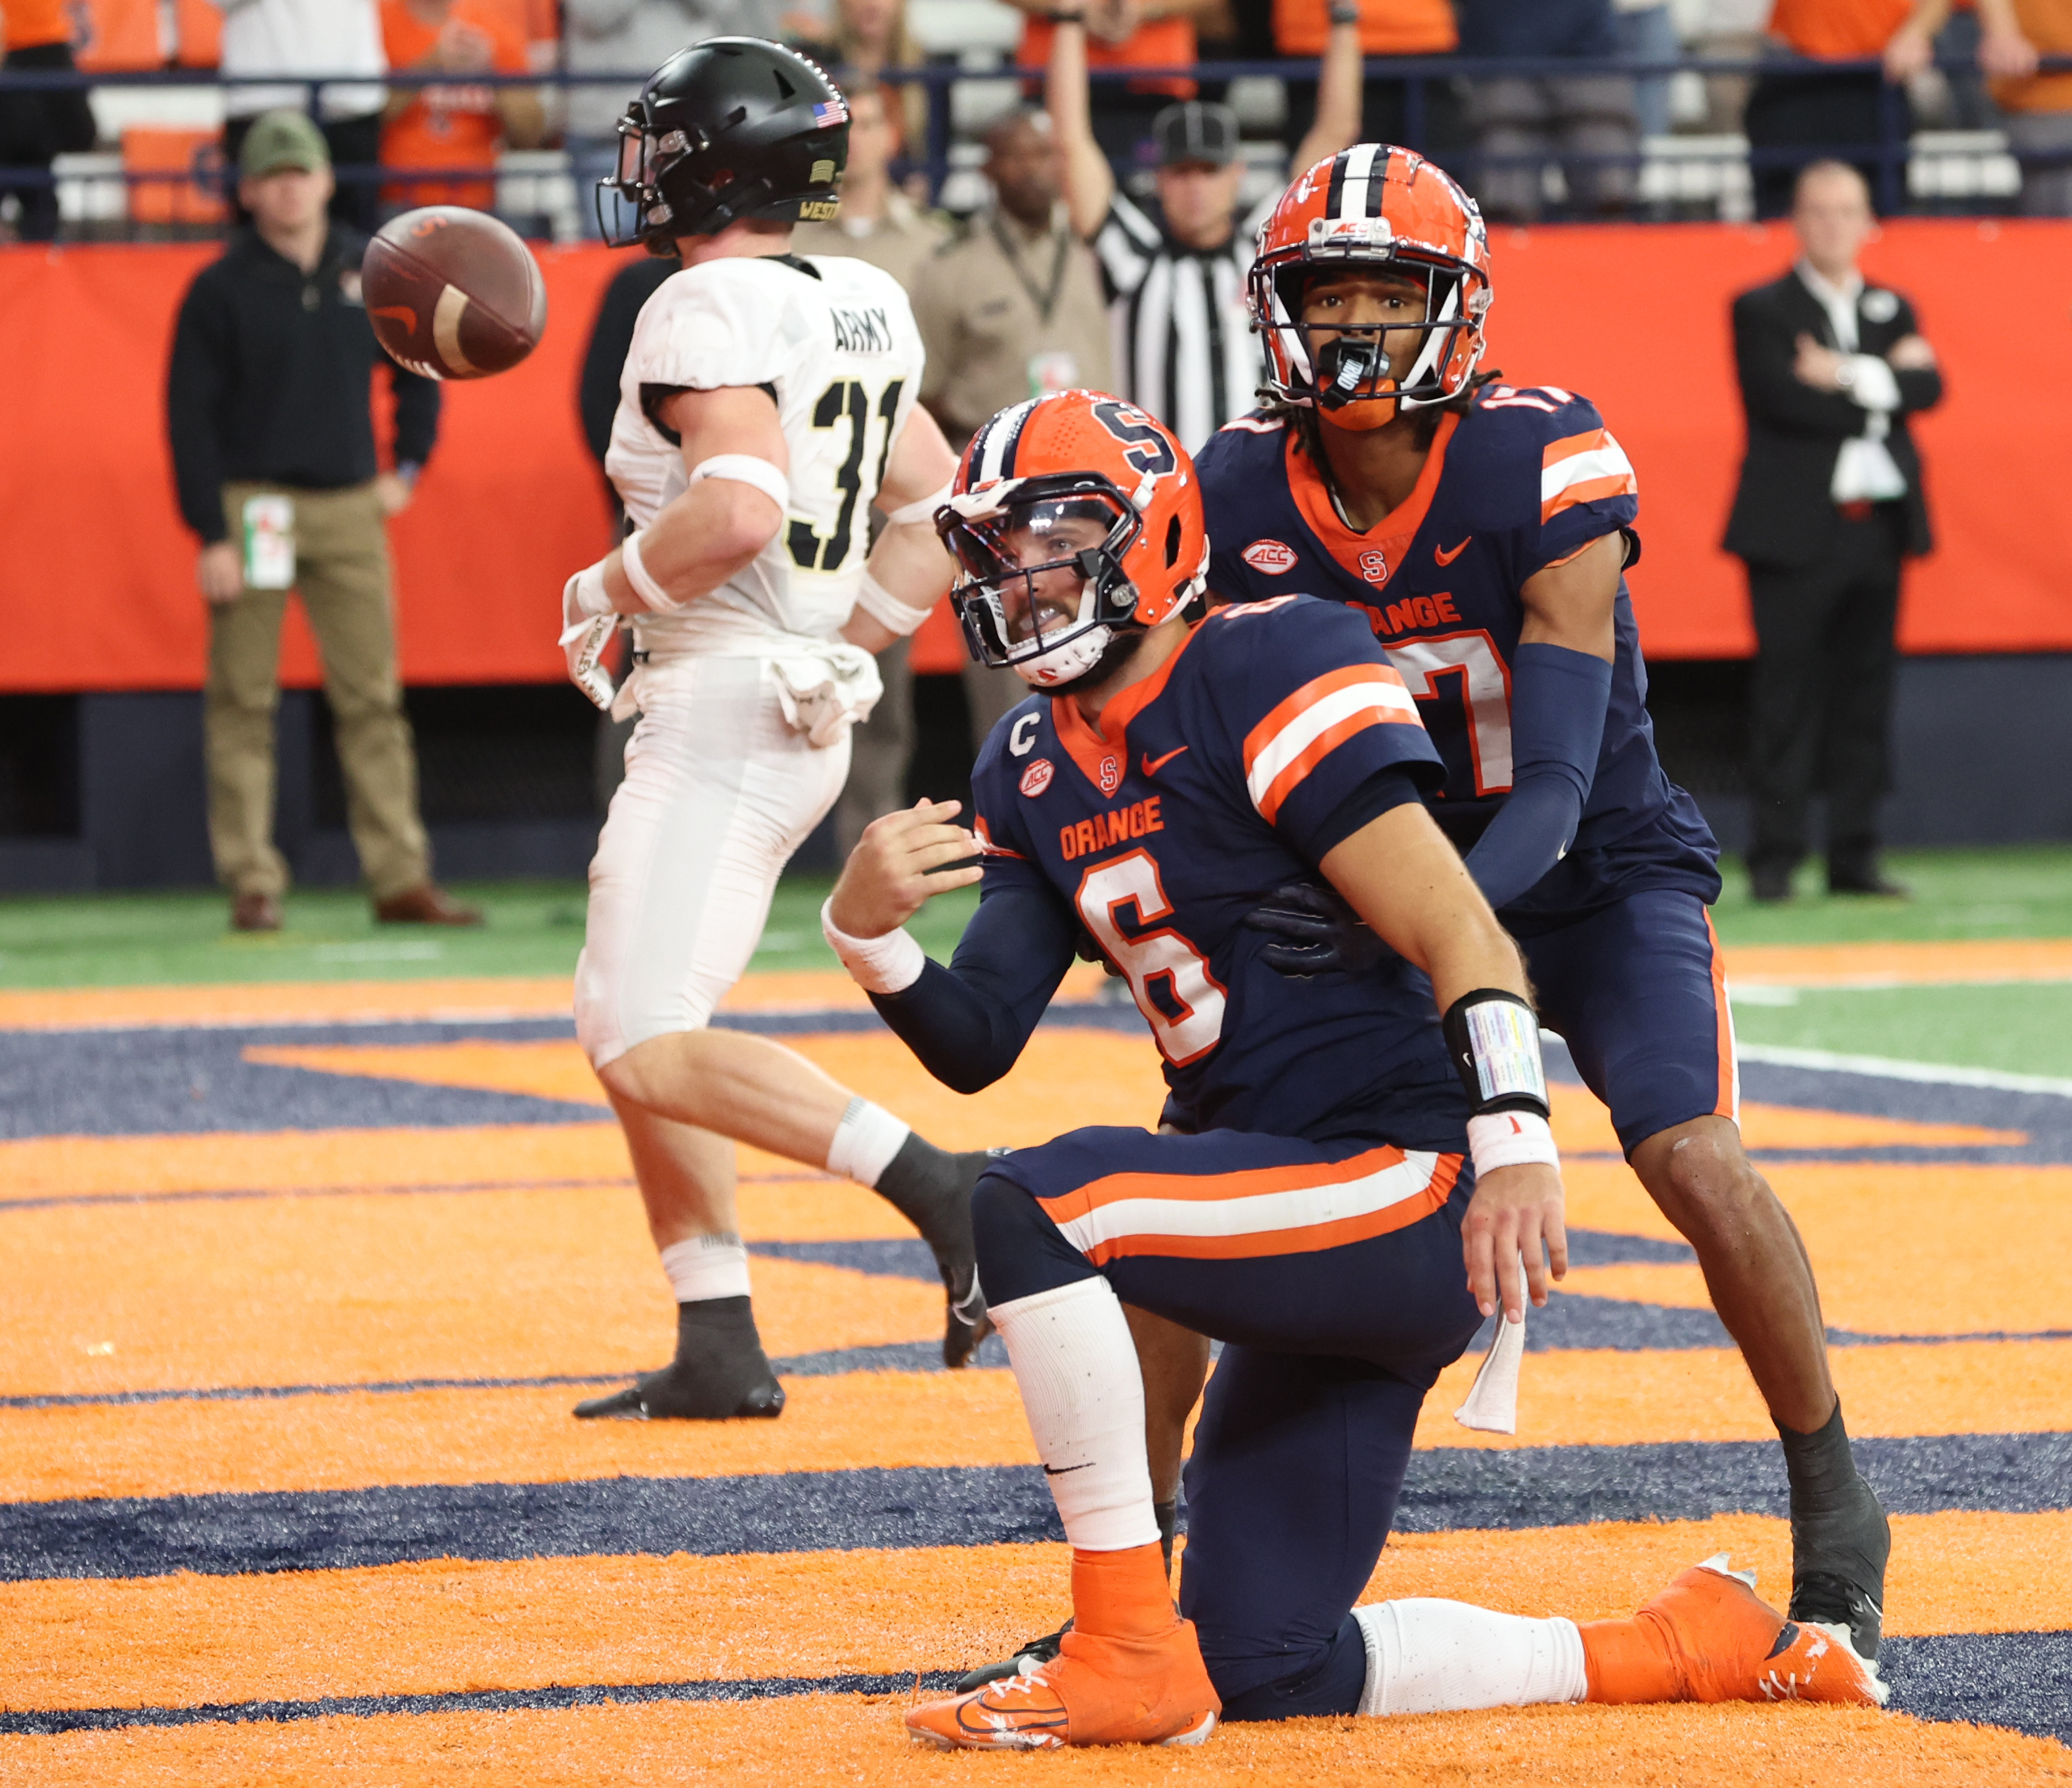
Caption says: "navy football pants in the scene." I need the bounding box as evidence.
[973,1124,1485,1718]
[1522,888,1737,1155]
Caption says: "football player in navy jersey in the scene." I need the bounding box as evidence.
[816,391,1882,1749]
[1191,143,1890,1665]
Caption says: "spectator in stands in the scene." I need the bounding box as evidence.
[1615,0,1681,139]
[563,1,785,238]
[1005,0,1222,173]
[379,0,544,213]
[1273,0,1465,156]
[792,0,929,161]
[1048,5,1361,450]
[167,112,479,933]
[1744,0,1912,218]
[212,0,391,234]
[913,107,1110,744]
[1455,0,1641,221]
[795,75,946,850]
[0,1,97,242]
[1725,160,1941,903]
[1889,0,2072,213]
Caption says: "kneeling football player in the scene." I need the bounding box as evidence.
[820,391,1884,1747]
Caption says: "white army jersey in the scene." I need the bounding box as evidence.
[606,252,927,656]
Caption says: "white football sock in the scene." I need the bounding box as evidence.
[659,1236,752,1304]
[1355,1600,1588,1715]
[825,1096,910,1190]
[991,1276,1161,1552]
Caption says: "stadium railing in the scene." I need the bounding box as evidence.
[1,54,2065,242]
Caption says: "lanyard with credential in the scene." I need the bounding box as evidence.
[988,213,1071,324]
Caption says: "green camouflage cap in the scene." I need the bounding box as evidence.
[240,110,330,178]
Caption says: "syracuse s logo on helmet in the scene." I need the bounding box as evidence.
[1242,539,1298,575]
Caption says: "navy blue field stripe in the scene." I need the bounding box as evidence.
[4,1434,2067,1582]
[0,1671,966,1737]
[1,1636,2067,1745]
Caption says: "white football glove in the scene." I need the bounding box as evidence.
[560,564,621,711]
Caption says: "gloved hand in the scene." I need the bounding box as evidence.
[560,563,620,711]
[1242,878,1396,978]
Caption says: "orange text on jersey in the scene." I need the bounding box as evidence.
[1059,797,1164,861]
[1361,592,1461,637]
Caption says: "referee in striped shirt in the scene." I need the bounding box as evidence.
[1047,1,1367,451]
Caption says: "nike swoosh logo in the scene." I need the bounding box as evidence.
[1434,536,1471,566]
[1042,1462,1095,1476]
[1141,746,1189,776]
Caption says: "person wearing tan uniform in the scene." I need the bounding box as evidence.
[913,107,1113,743]
[1888,0,2072,213]
[167,114,479,932]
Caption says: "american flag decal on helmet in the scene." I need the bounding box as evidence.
[812,97,849,127]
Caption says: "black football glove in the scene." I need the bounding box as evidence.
[1243,879,1396,978]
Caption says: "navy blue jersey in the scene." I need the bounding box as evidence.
[1195,386,1720,929]
[971,596,1469,1152]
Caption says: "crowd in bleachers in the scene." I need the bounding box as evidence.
[2,0,2068,242]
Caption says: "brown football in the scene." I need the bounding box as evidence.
[363,206,547,380]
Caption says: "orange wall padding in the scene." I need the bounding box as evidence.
[1,221,2068,694]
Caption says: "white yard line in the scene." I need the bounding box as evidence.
[1736,1043,2072,1100]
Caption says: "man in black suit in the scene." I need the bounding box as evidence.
[1725,160,1943,903]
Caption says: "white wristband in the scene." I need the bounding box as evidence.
[1466,1111,1560,1177]
[690,452,791,513]
[884,480,954,527]
[820,897,927,995]
[619,529,682,613]
[855,569,934,638]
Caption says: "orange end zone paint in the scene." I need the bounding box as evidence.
[1,1684,2066,1785]
[4,1515,2064,1720]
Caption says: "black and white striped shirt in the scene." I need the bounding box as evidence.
[1092,189,1281,455]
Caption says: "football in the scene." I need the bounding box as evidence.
[363,206,547,380]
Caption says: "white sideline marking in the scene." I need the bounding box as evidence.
[1737,1043,2072,1100]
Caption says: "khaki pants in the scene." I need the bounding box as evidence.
[206,481,430,901]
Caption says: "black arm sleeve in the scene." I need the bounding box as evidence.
[387,356,441,469]
[867,877,1082,1094]
[166,277,231,543]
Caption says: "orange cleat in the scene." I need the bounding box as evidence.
[1581,1555,1886,1709]
[905,1624,1221,1751]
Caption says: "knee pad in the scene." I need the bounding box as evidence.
[970,1170,1090,1307]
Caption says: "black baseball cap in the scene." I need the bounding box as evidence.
[1152,101,1239,169]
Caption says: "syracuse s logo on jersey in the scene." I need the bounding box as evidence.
[1242,539,1298,575]
[1358,548,1390,583]
[1097,755,1122,796]
[1019,758,1055,798]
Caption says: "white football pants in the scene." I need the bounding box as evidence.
[575,655,850,1069]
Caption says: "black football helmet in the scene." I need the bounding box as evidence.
[598,37,850,254]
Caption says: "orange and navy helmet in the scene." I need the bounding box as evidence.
[936,390,1208,688]
[1248,143,1491,428]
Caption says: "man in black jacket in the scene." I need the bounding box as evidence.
[1725,160,1942,903]
[168,110,479,933]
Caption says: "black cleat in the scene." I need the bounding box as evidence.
[573,1294,785,1421]
[1788,1475,1891,1659]
[878,1138,1000,1370]
[954,1622,1070,1693]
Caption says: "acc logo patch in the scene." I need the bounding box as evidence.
[1019,758,1055,798]
[1242,539,1298,575]
[1357,548,1390,584]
